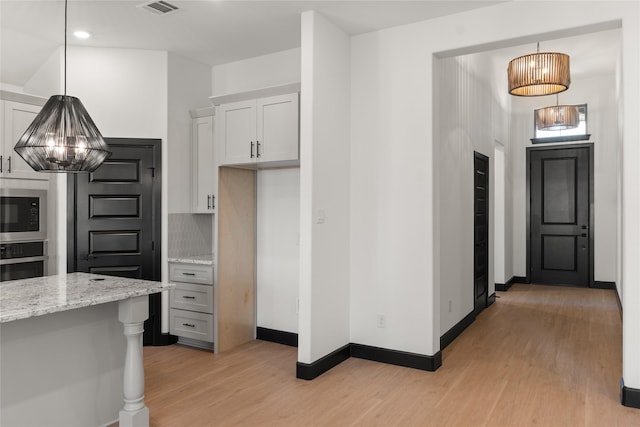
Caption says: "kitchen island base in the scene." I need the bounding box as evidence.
[0,273,173,427]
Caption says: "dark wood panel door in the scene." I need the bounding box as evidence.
[75,144,156,278]
[69,138,162,344]
[474,152,489,314]
[529,147,590,286]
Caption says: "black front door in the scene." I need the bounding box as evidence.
[529,146,591,286]
[474,152,489,314]
[69,138,162,344]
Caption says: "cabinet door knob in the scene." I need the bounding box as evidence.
[212,195,215,209]
[250,141,255,158]
[0,155,3,173]
[256,141,261,158]
[7,156,11,173]
[207,195,211,209]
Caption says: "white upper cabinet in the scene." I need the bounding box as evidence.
[218,92,299,167]
[1,100,48,181]
[191,110,217,214]
[256,94,299,164]
[218,100,256,165]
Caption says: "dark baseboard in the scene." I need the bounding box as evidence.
[621,381,640,409]
[257,327,298,347]
[440,310,475,351]
[496,276,515,292]
[148,333,178,347]
[512,276,530,284]
[592,281,616,290]
[350,343,442,372]
[296,342,443,380]
[487,293,496,306]
[296,344,351,380]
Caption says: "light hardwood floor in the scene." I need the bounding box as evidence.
[144,284,640,426]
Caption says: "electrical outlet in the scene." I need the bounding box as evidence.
[377,314,386,328]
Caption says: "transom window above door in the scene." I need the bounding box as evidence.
[532,103,590,144]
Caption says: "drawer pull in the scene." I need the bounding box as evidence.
[182,272,196,276]
[182,323,196,328]
[182,295,196,299]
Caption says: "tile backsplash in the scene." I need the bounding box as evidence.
[168,214,213,258]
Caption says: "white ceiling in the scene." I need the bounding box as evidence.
[0,1,621,88]
[0,0,505,86]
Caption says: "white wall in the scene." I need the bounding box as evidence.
[620,8,640,390]
[299,11,351,363]
[349,21,438,355]
[167,52,212,214]
[494,143,506,284]
[510,73,619,282]
[212,48,300,96]
[349,1,639,370]
[435,54,508,336]
[257,168,300,333]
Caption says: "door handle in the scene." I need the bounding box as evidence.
[207,195,211,210]
[581,225,589,230]
[182,272,196,276]
[256,140,261,158]
[7,156,11,173]
[182,295,196,299]
[182,323,196,328]
[0,155,3,173]
[83,254,98,261]
[250,141,255,158]
[211,195,215,209]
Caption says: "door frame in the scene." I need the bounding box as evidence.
[67,138,162,276]
[526,143,594,287]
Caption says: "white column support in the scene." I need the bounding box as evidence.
[118,296,150,427]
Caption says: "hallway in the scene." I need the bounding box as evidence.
[144,284,640,426]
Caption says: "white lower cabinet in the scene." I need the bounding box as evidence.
[169,262,214,349]
[169,309,214,342]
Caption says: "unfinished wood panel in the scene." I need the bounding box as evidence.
[217,167,256,352]
[144,284,640,426]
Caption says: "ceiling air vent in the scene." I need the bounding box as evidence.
[139,1,180,15]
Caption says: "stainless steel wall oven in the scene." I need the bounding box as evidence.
[1,189,48,281]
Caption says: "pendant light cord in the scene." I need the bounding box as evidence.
[64,0,67,96]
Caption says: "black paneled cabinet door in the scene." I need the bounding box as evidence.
[474,152,489,314]
[530,147,590,286]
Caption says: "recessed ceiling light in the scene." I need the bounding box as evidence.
[73,30,91,39]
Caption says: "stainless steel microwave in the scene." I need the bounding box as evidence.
[0,189,47,242]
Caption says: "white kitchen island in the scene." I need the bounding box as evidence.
[0,272,173,427]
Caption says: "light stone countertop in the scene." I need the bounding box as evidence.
[0,272,174,323]
[168,255,215,266]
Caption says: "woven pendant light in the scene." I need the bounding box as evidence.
[536,102,580,131]
[14,0,110,172]
[508,43,571,97]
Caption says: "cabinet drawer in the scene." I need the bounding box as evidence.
[169,263,213,285]
[170,282,213,313]
[170,309,213,342]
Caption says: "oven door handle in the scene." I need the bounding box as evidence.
[0,256,48,265]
